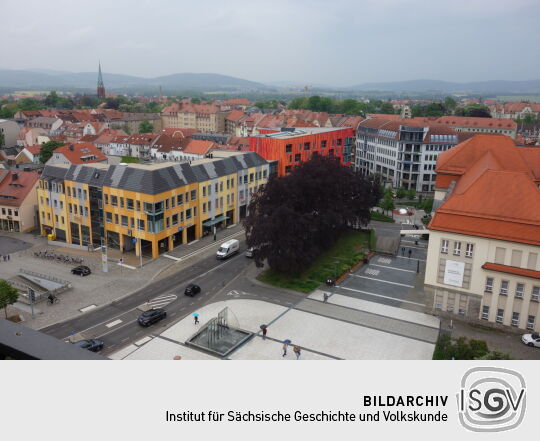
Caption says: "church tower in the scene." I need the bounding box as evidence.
[97,61,106,98]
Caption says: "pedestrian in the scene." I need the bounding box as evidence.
[7,254,10,261]
[401,247,405,256]
[194,315,199,325]
[323,293,328,303]
[408,249,412,259]
[294,345,301,360]
[282,343,288,357]
[262,327,267,340]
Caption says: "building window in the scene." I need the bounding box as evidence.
[114,214,119,224]
[138,219,145,231]
[321,140,327,148]
[481,305,489,320]
[186,208,192,219]
[231,177,234,187]
[171,197,176,208]
[172,214,178,225]
[453,241,461,256]
[515,283,525,298]
[532,286,540,302]
[465,243,474,258]
[191,190,197,201]
[106,212,112,223]
[136,200,141,211]
[496,309,504,324]
[500,280,509,295]
[485,277,494,292]
[165,198,170,210]
[511,312,519,327]
[284,166,292,174]
[127,198,134,210]
[285,144,292,153]
[177,194,184,205]
[120,197,124,208]
[441,239,449,254]
[203,187,206,197]
[295,153,301,162]
[527,315,535,330]
[111,195,118,206]
[166,217,170,228]
[304,142,310,151]
[203,203,206,213]
[104,194,109,205]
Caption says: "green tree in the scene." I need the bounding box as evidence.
[444,96,457,112]
[379,101,395,114]
[44,91,59,107]
[396,187,407,199]
[455,104,491,118]
[433,335,489,360]
[379,192,395,216]
[420,198,434,213]
[138,120,154,133]
[39,140,64,164]
[406,188,416,200]
[0,280,19,319]
[191,98,201,104]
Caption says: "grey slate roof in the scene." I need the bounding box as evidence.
[40,152,268,195]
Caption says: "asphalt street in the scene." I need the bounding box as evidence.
[41,245,258,355]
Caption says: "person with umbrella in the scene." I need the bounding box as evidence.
[193,312,199,324]
[282,339,291,357]
[260,324,268,340]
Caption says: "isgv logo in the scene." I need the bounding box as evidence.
[457,367,526,432]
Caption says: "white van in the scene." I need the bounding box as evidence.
[216,239,240,259]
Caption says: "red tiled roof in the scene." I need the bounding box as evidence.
[0,170,39,207]
[160,128,198,138]
[482,263,540,280]
[435,116,516,130]
[367,113,401,120]
[182,140,215,155]
[222,98,251,106]
[430,169,540,246]
[24,145,42,155]
[127,133,159,145]
[226,109,245,122]
[53,143,107,164]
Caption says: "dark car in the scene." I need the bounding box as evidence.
[184,283,201,297]
[138,308,167,327]
[71,265,91,276]
[73,339,104,352]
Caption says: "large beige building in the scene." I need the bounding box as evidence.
[161,103,224,132]
[425,135,540,332]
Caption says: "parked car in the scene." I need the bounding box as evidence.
[184,283,201,297]
[73,339,104,352]
[216,239,239,259]
[521,332,540,347]
[245,247,254,258]
[71,265,91,276]
[138,308,167,327]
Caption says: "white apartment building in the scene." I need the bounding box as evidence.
[355,118,461,195]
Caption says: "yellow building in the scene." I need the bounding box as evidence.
[38,152,269,259]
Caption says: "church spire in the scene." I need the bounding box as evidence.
[97,61,106,98]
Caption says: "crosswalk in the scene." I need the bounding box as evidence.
[147,293,178,309]
[377,257,392,265]
[365,268,380,276]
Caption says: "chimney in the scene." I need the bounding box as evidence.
[69,144,74,151]
[12,173,18,181]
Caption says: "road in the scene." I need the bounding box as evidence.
[41,246,258,355]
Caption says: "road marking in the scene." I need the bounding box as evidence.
[163,254,181,261]
[227,223,237,229]
[377,257,392,264]
[338,286,426,306]
[135,336,152,346]
[121,337,129,343]
[187,239,199,245]
[365,268,380,276]
[105,319,122,328]
[395,255,426,262]
[118,262,137,269]
[351,275,414,288]
[79,304,97,313]
[370,264,416,273]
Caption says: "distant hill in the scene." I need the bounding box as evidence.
[349,79,540,94]
[0,69,268,92]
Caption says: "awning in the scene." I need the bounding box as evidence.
[202,215,229,227]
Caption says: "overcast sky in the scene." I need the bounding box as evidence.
[1,0,539,86]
